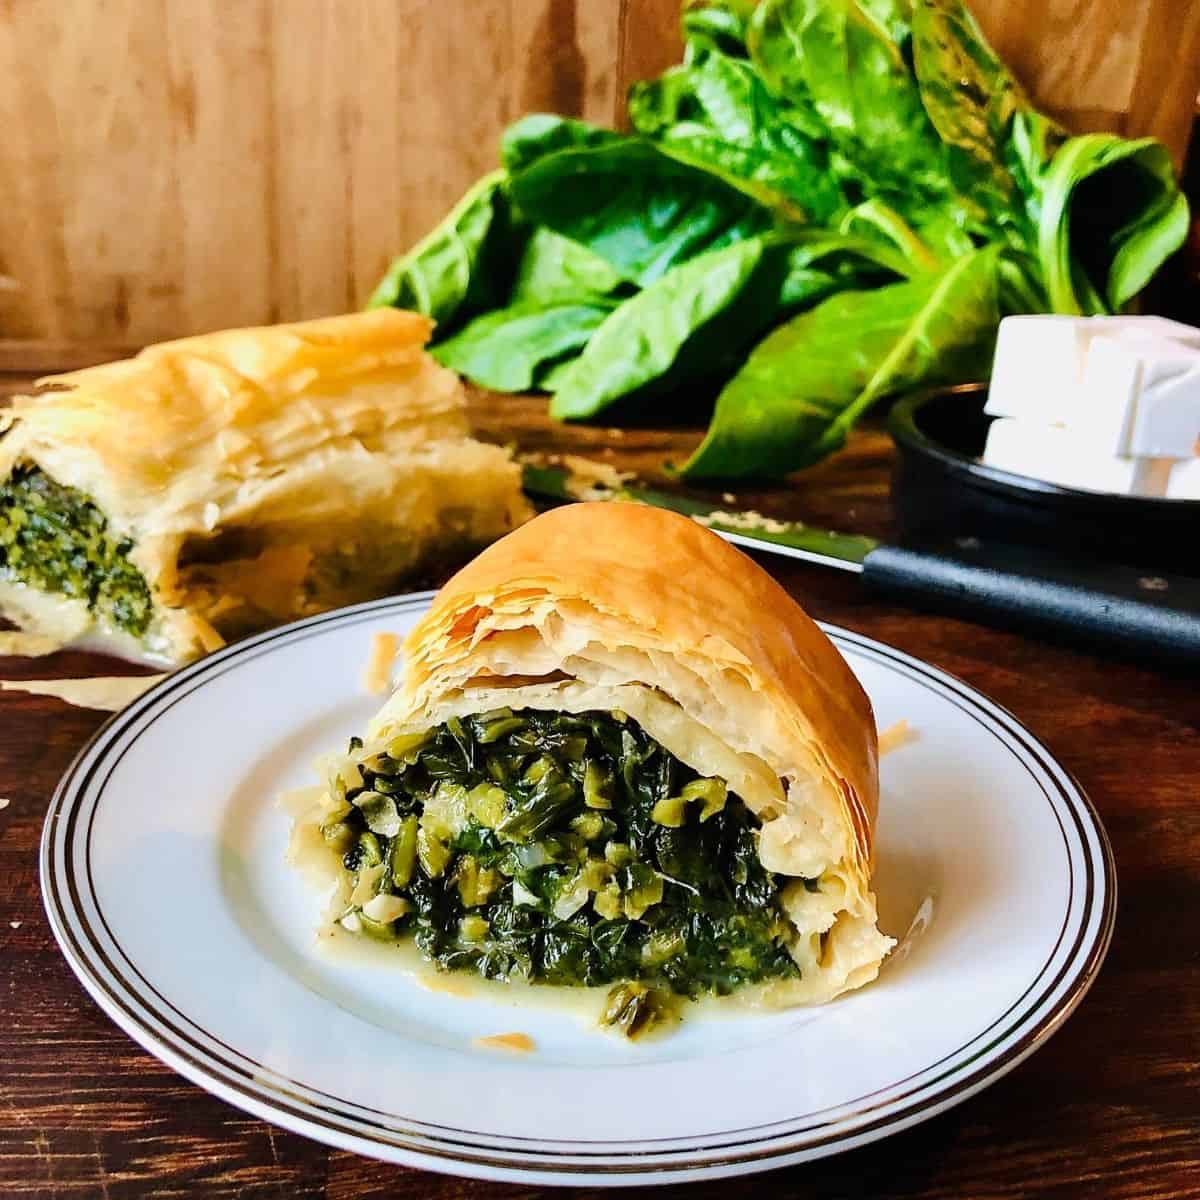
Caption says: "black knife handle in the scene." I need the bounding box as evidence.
[862,540,1200,666]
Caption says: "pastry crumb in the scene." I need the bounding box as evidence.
[559,455,634,501]
[9,921,21,930]
[1,675,166,711]
[472,1032,536,1053]
[0,632,63,658]
[0,798,9,810]
[692,509,796,535]
[418,973,473,997]
[362,631,399,695]
[878,720,915,755]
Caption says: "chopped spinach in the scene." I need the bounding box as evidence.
[600,981,679,1039]
[327,709,802,1000]
[0,466,152,637]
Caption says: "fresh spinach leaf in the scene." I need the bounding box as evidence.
[432,302,616,392]
[682,0,758,56]
[435,226,632,391]
[838,199,943,273]
[681,245,1000,479]
[1034,134,1190,314]
[629,49,845,222]
[551,232,901,420]
[507,131,772,286]
[1005,110,1067,224]
[510,227,631,307]
[367,170,517,328]
[680,46,799,149]
[745,0,830,143]
[538,356,580,393]
[910,0,1033,243]
[627,66,696,138]
[997,252,1047,314]
[646,132,819,224]
[777,227,910,298]
[550,238,769,420]
[500,114,624,175]
[857,0,912,45]
[750,0,959,218]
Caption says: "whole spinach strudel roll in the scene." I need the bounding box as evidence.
[0,310,531,665]
[297,502,894,1032]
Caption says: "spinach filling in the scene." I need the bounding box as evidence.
[0,466,152,637]
[325,708,803,1006]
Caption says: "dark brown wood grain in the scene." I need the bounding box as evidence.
[0,344,1198,1199]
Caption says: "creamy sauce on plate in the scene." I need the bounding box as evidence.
[316,923,757,1031]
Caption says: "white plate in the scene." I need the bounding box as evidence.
[42,594,1115,1186]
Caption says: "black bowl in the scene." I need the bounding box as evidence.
[888,383,1200,572]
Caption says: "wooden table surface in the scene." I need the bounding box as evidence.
[1,344,1198,1199]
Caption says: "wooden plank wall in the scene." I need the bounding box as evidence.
[0,0,1195,342]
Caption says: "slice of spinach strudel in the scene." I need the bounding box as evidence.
[291,501,894,1035]
[0,310,531,665]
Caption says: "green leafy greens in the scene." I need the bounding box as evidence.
[371,0,1188,480]
[686,244,1001,475]
[367,170,516,332]
[0,466,152,637]
[324,709,802,1014]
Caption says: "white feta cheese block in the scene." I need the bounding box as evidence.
[1092,337,1200,459]
[982,418,1174,496]
[1112,315,1200,349]
[1074,334,1162,456]
[985,316,1095,422]
[1166,457,1200,500]
[985,315,1200,429]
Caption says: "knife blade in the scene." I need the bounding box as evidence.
[521,463,879,571]
[522,461,1200,667]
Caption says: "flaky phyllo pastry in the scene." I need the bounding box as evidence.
[0,311,531,665]
[291,503,894,1034]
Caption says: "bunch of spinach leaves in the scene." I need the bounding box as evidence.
[370,0,1189,480]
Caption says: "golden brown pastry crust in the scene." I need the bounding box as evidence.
[0,310,461,537]
[370,502,893,1005]
[0,310,531,664]
[406,502,877,861]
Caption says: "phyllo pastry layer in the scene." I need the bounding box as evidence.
[0,310,531,664]
[294,502,894,1033]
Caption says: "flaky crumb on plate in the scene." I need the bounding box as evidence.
[362,632,399,695]
[0,632,64,657]
[0,675,166,711]
[472,1032,536,1053]
[878,720,916,756]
